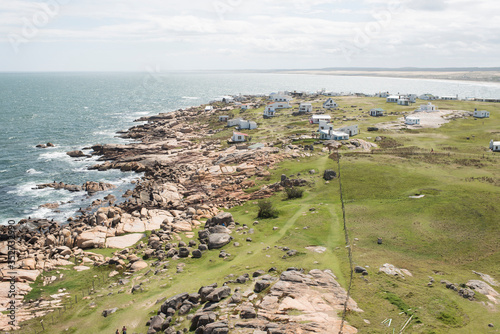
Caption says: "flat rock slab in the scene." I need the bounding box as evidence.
[106,233,146,249]
[73,266,91,272]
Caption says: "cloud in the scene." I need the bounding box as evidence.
[1,0,500,70]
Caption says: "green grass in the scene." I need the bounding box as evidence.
[16,97,500,334]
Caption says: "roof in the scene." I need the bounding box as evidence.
[492,141,500,145]
[406,115,420,119]
[233,132,249,136]
[387,95,400,99]
[331,131,349,136]
[300,103,312,106]
[371,108,385,112]
[311,115,331,119]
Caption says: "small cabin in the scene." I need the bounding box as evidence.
[323,98,338,109]
[267,101,290,110]
[219,115,229,122]
[271,94,292,103]
[319,129,349,141]
[474,109,490,118]
[418,102,437,112]
[241,104,249,110]
[337,125,358,137]
[490,140,500,152]
[419,93,437,100]
[299,103,313,113]
[238,119,258,130]
[375,92,390,98]
[405,116,420,125]
[204,106,214,112]
[397,98,411,106]
[440,95,458,100]
[369,108,384,117]
[227,118,243,127]
[318,120,330,130]
[386,95,400,103]
[263,106,276,118]
[310,115,331,124]
[231,131,249,142]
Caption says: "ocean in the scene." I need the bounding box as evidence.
[1,72,500,224]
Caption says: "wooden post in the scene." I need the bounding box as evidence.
[40,319,44,331]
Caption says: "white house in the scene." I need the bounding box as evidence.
[221,96,234,103]
[490,140,500,152]
[299,103,313,113]
[204,106,214,112]
[440,95,458,100]
[231,131,249,142]
[318,120,330,131]
[310,115,331,124]
[219,115,229,122]
[323,98,338,109]
[337,125,358,137]
[473,109,490,118]
[405,116,420,125]
[241,104,249,110]
[417,102,437,112]
[386,95,400,103]
[419,93,437,100]
[407,94,418,103]
[270,94,292,103]
[267,101,291,110]
[319,128,349,141]
[397,98,411,106]
[238,119,258,130]
[227,118,243,127]
[263,107,276,118]
[369,108,384,117]
[375,92,390,98]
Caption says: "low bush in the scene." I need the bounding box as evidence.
[284,187,304,200]
[257,200,279,218]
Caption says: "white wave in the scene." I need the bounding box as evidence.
[38,150,70,160]
[92,130,116,137]
[182,96,200,100]
[28,206,53,219]
[0,170,7,173]
[26,168,43,174]
[133,111,150,115]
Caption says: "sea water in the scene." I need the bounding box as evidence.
[1,72,500,224]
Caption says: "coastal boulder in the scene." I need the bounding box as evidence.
[206,212,234,228]
[75,230,106,249]
[208,233,232,249]
[66,150,86,158]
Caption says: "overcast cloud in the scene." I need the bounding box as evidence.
[0,0,498,71]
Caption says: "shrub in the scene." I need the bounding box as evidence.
[257,200,279,218]
[284,187,304,200]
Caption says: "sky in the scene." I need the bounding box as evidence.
[0,0,499,71]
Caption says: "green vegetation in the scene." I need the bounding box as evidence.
[283,186,304,199]
[17,96,500,334]
[257,199,279,218]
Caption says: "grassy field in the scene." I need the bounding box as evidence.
[17,97,500,333]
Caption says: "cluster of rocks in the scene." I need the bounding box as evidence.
[145,268,361,334]
[35,181,116,195]
[36,142,55,148]
[441,280,475,301]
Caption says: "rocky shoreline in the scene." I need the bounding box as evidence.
[0,99,334,331]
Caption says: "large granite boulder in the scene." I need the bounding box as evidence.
[208,233,231,249]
